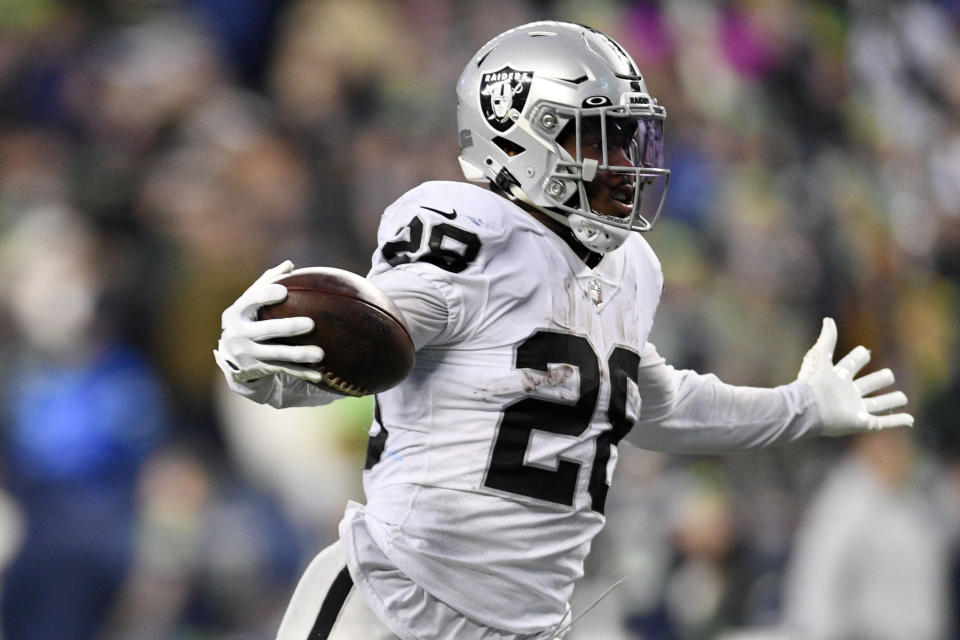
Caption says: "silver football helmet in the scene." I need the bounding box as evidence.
[457,21,670,253]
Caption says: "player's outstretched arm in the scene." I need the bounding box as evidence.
[798,317,914,436]
[213,261,339,407]
[626,318,913,454]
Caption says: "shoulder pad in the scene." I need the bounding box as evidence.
[374,181,510,276]
[379,181,513,240]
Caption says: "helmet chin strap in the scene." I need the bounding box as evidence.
[567,213,631,253]
[510,185,630,254]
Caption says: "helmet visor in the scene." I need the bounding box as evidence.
[634,118,664,171]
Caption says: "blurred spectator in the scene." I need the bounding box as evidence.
[781,429,954,640]
[588,454,754,640]
[0,206,171,640]
[100,447,212,640]
[101,445,304,640]
[134,83,319,447]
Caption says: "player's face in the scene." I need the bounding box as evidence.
[561,117,639,219]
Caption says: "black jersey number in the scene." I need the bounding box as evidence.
[483,330,640,514]
[381,215,481,274]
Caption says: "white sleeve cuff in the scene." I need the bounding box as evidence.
[215,349,340,409]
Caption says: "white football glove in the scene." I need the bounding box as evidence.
[213,260,325,385]
[798,317,914,436]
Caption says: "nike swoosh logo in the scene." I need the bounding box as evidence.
[420,206,457,220]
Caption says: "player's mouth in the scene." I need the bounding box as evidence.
[607,185,635,218]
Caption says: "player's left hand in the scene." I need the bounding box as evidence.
[798,317,914,436]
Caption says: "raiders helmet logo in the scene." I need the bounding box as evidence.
[479,66,533,132]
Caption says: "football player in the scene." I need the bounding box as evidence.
[214,21,913,640]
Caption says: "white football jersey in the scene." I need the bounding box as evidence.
[353,180,663,634]
[222,179,820,638]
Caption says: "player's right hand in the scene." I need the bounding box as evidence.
[213,260,326,384]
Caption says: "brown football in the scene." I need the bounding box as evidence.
[257,268,415,397]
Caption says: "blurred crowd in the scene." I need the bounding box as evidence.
[0,0,957,638]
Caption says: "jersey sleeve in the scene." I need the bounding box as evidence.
[626,342,821,453]
[366,181,509,348]
[369,268,449,351]
[219,369,342,409]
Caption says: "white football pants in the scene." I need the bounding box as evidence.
[276,540,398,640]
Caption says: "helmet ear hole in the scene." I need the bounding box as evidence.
[492,136,526,157]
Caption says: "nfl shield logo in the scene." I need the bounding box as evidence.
[589,280,603,305]
[479,66,533,132]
